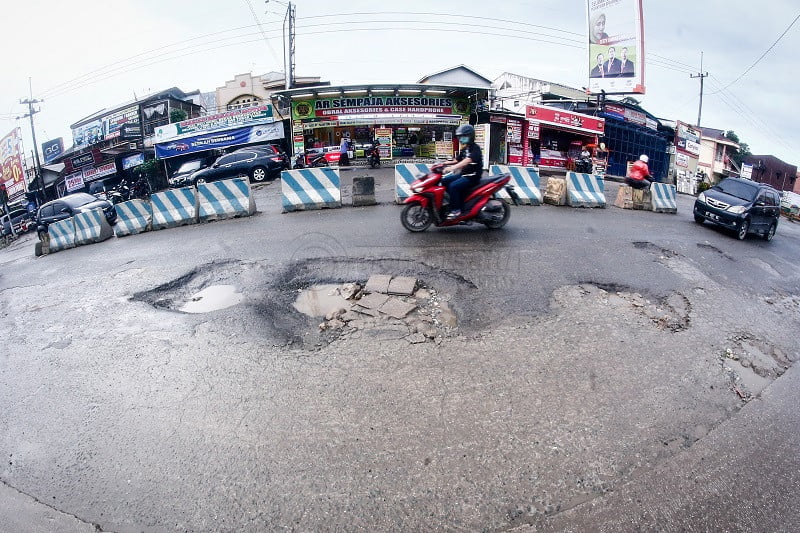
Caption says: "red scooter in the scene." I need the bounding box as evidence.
[400,163,519,232]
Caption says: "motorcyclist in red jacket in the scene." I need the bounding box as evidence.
[626,154,652,189]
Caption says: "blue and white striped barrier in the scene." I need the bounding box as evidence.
[281,168,341,212]
[650,182,678,213]
[47,218,76,252]
[566,171,606,208]
[198,177,256,221]
[151,187,198,230]
[490,165,542,205]
[74,208,113,246]
[395,163,431,204]
[114,199,152,237]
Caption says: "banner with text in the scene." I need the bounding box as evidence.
[526,105,605,135]
[0,128,26,201]
[587,0,645,95]
[154,122,284,159]
[153,105,274,142]
[292,95,470,121]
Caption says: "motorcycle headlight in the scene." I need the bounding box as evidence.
[727,205,747,214]
[697,192,706,203]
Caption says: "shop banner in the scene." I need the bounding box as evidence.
[526,105,605,134]
[42,137,64,164]
[1,128,26,200]
[121,153,145,170]
[741,163,753,180]
[675,121,701,157]
[587,0,645,95]
[474,124,490,169]
[154,122,284,159]
[375,128,393,160]
[292,95,470,121]
[676,152,689,168]
[82,162,117,182]
[69,150,102,171]
[73,106,140,148]
[153,105,275,142]
[65,172,85,193]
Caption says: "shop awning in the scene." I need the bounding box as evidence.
[299,114,464,129]
[155,122,284,159]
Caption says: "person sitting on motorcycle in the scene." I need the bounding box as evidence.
[443,124,483,220]
[626,154,652,189]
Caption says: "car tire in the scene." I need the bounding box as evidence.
[250,166,268,182]
[763,221,777,241]
[694,214,704,224]
[736,219,750,240]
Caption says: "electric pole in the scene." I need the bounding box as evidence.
[690,52,709,127]
[19,78,45,204]
[284,1,295,90]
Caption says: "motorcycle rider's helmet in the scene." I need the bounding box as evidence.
[455,124,475,144]
[639,154,649,163]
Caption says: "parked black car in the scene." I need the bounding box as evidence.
[190,145,287,185]
[1,208,35,237]
[36,193,117,235]
[168,156,217,188]
[693,178,780,241]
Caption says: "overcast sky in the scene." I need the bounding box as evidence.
[1,0,797,165]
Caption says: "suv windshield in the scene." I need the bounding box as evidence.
[713,180,758,202]
[62,193,98,208]
[177,160,203,173]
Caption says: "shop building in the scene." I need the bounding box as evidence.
[216,72,327,114]
[697,127,740,183]
[595,101,669,180]
[273,83,488,162]
[744,154,797,192]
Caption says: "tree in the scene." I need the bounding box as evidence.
[170,109,187,124]
[724,130,752,167]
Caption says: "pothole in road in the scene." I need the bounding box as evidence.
[180,285,244,314]
[720,332,797,401]
[576,282,691,333]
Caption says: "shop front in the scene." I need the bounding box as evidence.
[274,84,487,164]
[525,104,605,171]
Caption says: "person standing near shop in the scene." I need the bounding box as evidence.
[339,135,350,167]
[626,154,652,189]
[443,124,483,220]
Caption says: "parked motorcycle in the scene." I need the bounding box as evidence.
[575,156,593,174]
[293,150,330,169]
[400,164,519,232]
[367,141,381,169]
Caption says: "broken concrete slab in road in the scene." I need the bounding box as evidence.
[379,297,417,319]
[356,292,390,310]
[387,276,418,296]
[365,274,393,294]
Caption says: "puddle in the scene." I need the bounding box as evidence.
[179,285,244,314]
[293,284,351,318]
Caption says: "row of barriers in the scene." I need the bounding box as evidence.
[38,177,256,255]
[278,165,677,214]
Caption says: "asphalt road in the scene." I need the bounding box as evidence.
[1,170,799,532]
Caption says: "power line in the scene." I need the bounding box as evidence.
[242,0,281,66]
[710,12,800,94]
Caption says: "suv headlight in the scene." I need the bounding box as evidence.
[697,192,706,203]
[727,205,747,214]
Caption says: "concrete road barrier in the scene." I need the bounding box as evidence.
[197,177,256,221]
[281,168,341,212]
[566,171,606,208]
[651,182,678,213]
[151,187,198,230]
[491,165,542,205]
[395,163,431,204]
[73,208,114,246]
[47,218,76,253]
[352,176,376,206]
[114,199,153,237]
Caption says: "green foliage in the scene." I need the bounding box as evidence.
[724,130,752,167]
[697,181,712,193]
[170,109,188,123]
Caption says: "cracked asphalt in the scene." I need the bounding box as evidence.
[1,171,799,531]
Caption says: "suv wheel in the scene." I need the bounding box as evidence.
[763,221,777,241]
[736,219,750,240]
[250,166,268,182]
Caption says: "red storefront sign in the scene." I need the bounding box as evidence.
[525,105,605,135]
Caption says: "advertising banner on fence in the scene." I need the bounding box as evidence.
[0,128,26,201]
[153,105,275,142]
[154,122,284,159]
[292,95,470,121]
[42,137,65,164]
[587,0,645,95]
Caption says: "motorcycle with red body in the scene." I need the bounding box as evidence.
[400,163,519,232]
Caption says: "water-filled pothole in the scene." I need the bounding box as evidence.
[293,284,350,318]
[180,285,244,314]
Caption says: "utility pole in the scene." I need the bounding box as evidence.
[284,1,295,90]
[690,52,709,127]
[19,78,45,205]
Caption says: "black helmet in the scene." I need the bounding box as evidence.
[455,124,475,142]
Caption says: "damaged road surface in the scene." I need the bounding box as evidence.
[1,196,800,532]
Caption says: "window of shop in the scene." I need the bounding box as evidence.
[227,95,262,110]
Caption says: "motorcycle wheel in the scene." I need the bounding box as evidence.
[483,200,511,229]
[401,202,433,232]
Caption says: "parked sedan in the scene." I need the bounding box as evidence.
[169,156,217,188]
[190,146,286,185]
[36,193,117,236]
[693,177,780,241]
[1,208,35,237]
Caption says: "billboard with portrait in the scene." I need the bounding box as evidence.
[587,0,645,95]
